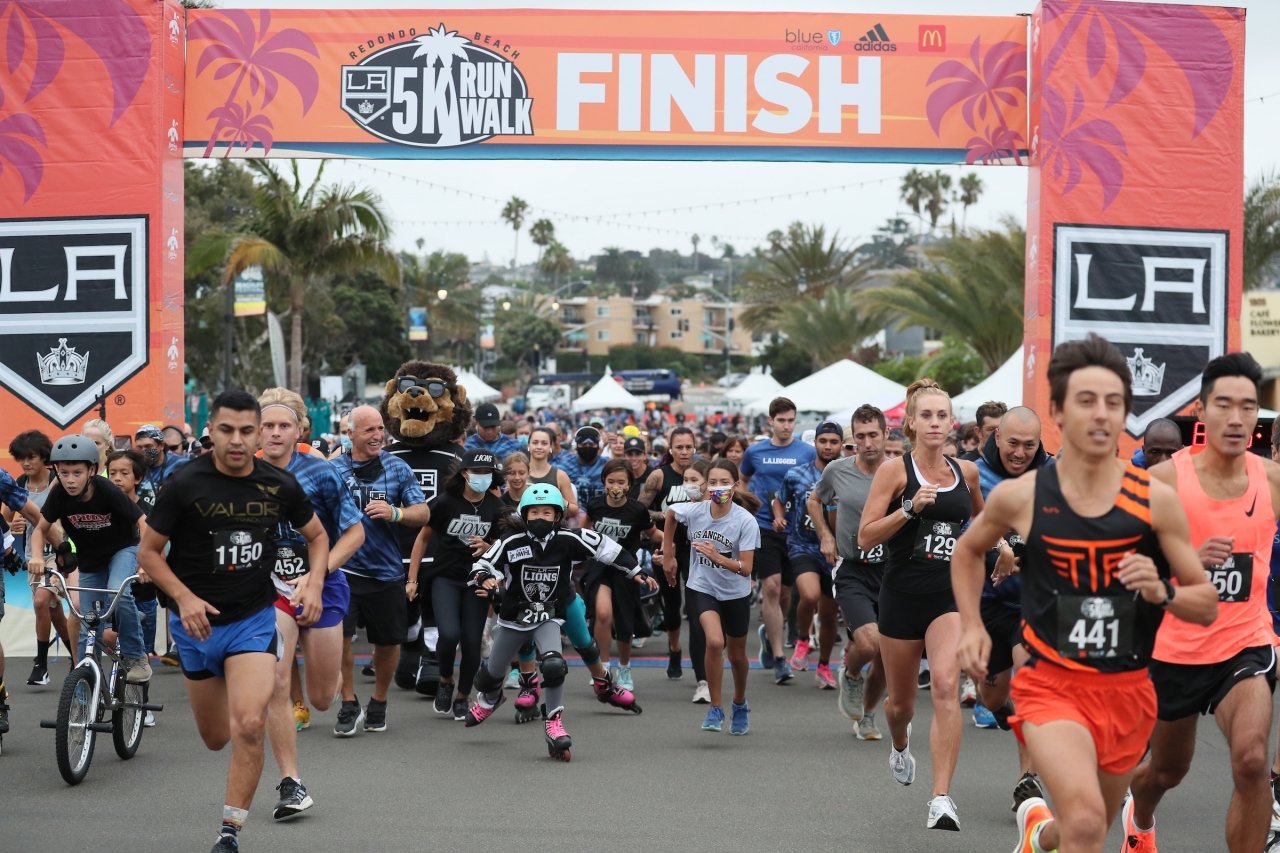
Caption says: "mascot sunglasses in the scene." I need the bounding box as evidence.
[397,377,448,398]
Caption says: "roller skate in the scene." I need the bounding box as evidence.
[543,705,571,762]
[592,669,643,714]
[464,692,506,727]
[514,672,541,724]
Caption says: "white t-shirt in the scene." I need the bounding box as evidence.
[671,501,760,601]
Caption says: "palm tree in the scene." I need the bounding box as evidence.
[539,240,574,290]
[529,218,555,273]
[187,159,397,392]
[900,168,928,235]
[1245,170,1280,291]
[412,25,470,146]
[691,234,701,271]
[923,170,952,233]
[778,288,891,370]
[861,219,1024,373]
[739,222,872,333]
[958,173,984,231]
[501,196,529,269]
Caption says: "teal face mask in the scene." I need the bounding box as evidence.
[517,434,529,447]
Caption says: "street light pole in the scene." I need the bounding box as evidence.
[223,192,235,391]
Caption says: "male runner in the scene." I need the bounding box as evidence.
[810,405,889,738]
[953,335,1217,853]
[776,421,843,686]
[742,397,815,684]
[139,390,331,853]
[960,402,1008,462]
[1126,352,1280,853]
[560,426,608,514]
[257,390,366,820]
[884,430,907,459]
[972,407,1048,809]
[0,469,45,736]
[332,405,429,734]
[134,423,188,506]
[465,403,521,459]
[1136,418,1183,470]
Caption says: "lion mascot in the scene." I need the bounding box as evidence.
[379,360,473,695]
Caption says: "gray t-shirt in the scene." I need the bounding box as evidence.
[813,456,878,561]
[672,501,760,601]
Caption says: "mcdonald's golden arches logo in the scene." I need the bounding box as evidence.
[919,24,946,52]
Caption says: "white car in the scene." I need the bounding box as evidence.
[716,373,747,388]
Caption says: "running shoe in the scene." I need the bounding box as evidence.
[774,659,794,685]
[960,675,977,706]
[889,722,915,785]
[361,663,376,677]
[784,621,797,649]
[668,649,683,679]
[692,680,711,704]
[917,668,931,690]
[363,698,388,732]
[790,639,811,672]
[160,643,181,667]
[926,794,960,831]
[272,776,314,820]
[504,667,521,689]
[27,660,49,686]
[973,703,998,728]
[465,693,506,727]
[1012,772,1045,812]
[1268,831,1280,853]
[991,698,1015,732]
[334,699,364,737]
[701,705,724,732]
[815,663,837,690]
[433,682,454,715]
[1121,795,1157,853]
[1013,797,1054,853]
[730,700,749,735]
[125,656,153,683]
[631,637,645,649]
[757,625,775,669]
[452,698,468,722]
[144,711,156,728]
[856,712,881,741]
[210,836,239,853]
[616,665,634,692]
[0,702,9,736]
[293,700,310,731]
[837,664,865,721]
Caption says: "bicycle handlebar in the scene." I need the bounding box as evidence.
[39,568,140,623]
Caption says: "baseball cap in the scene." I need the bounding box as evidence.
[475,403,501,427]
[710,431,727,444]
[801,428,816,445]
[623,436,647,454]
[462,448,498,470]
[814,421,843,439]
[622,425,641,438]
[589,416,606,429]
[575,426,601,445]
[311,437,331,456]
[135,424,164,442]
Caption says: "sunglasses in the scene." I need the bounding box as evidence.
[397,377,447,398]
[165,444,184,454]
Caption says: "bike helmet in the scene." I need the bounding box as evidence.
[517,483,566,515]
[50,435,102,466]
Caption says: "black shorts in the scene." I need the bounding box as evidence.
[834,564,882,638]
[686,588,751,639]
[586,563,645,640]
[791,554,835,598]
[981,597,1023,675]
[877,585,957,642]
[342,574,409,647]
[754,529,793,585]
[1150,645,1277,721]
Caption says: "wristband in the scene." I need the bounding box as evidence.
[392,507,402,523]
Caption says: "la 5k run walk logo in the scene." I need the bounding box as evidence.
[342,24,534,148]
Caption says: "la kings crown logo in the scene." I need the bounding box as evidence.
[0,216,148,427]
[341,24,534,148]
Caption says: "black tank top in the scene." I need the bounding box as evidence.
[884,454,971,594]
[627,465,654,501]
[1022,462,1166,673]
[655,464,685,511]
[528,464,560,488]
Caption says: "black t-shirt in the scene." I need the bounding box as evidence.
[147,454,315,625]
[427,490,506,579]
[41,478,143,572]
[385,443,463,571]
[585,496,652,553]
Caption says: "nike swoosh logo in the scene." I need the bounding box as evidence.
[1246,493,1258,517]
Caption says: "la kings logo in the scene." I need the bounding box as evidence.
[0,216,148,427]
[1053,225,1227,436]
[341,23,534,149]
[594,517,632,542]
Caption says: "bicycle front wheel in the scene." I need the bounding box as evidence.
[55,667,97,784]
[112,681,144,759]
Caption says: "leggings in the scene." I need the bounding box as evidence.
[518,594,598,665]
[432,575,490,695]
[656,561,706,682]
[482,621,564,711]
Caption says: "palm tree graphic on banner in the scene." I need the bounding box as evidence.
[412,24,470,147]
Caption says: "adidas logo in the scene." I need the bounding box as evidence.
[856,23,897,52]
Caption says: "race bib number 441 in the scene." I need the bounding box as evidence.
[1057,595,1135,660]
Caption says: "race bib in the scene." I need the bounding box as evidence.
[273,545,307,582]
[857,543,885,564]
[514,601,552,626]
[1207,553,1253,603]
[1056,595,1135,660]
[212,529,266,574]
[914,520,959,562]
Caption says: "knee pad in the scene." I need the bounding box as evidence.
[473,663,506,695]
[573,639,601,667]
[538,651,569,688]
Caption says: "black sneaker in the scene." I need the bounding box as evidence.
[27,660,49,686]
[667,649,683,680]
[211,835,239,853]
[272,776,314,820]
[784,622,797,649]
[452,698,468,721]
[991,699,1015,731]
[333,698,363,737]
[364,698,388,731]
[433,682,453,715]
[160,644,181,667]
[0,702,9,735]
[1011,772,1045,812]
[361,663,376,677]
[917,669,931,690]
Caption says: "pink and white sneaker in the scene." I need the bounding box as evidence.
[514,673,540,724]
[464,693,506,727]
[790,639,811,672]
[543,705,572,762]
[815,663,837,690]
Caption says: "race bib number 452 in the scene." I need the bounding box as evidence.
[1057,595,1135,660]
[213,529,265,574]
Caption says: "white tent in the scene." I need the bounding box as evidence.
[452,366,502,403]
[953,350,1023,422]
[723,365,788,408]
[572,366,645,413]
[744,360,907,417]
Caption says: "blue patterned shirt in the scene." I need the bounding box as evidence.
[779,461,828,565]
[0,469,28,512]
[465,432,522,463]
[331,450,425,581]
[559,453,608,506]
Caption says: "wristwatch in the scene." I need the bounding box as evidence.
[1159,578,1176,607]
[901,499,915,519]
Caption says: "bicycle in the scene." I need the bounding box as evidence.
[37,568,163,785]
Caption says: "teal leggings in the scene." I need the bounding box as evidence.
[516,594,598,665]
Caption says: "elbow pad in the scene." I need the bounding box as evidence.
[612,547,640,578]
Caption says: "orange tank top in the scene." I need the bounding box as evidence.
[1152,448,1277,665]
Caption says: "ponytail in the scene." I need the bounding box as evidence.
[903,377,952,443]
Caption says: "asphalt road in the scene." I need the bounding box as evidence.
[1,621,1262,853]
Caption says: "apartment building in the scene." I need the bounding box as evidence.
[558,294,755,357]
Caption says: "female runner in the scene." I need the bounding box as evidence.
[655,458,713,703]
[526,428,577,517]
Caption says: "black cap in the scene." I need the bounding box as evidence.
[462,448,497,470]
[311,437,331,456]
[575,426,601,445]
[623,436,647,454]
[814,421,844,439]
[475,403,501,427]
[710,432,727,444]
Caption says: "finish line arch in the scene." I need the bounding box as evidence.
[0,1,1245,458]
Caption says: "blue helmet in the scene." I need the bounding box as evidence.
[517,483,565,515]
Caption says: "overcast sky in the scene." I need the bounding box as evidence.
[213,0,1280,265]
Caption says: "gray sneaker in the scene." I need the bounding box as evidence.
[856,712,882,741]
[837,665,865,721]
[773,659,793,685]
[125,656,152,683]
[333,699,364,737]
[889,722,915,784]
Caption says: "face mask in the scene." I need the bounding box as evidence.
[467,473,493,493]
[709,487,733,506]
[683,485,703,501]
[577,446,599,464]
[607,487,627,501]
[526,518,555,539]
[142,447,160,464]
[340,435,353,452]
[517,434,529,448]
